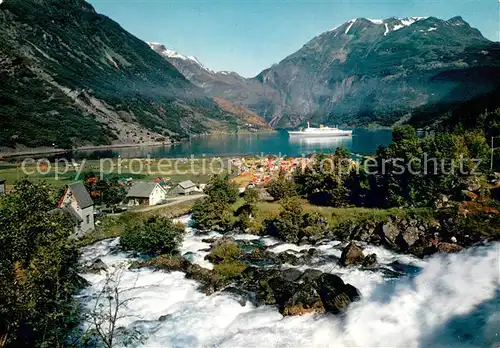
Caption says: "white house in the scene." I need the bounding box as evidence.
[126,182,166,206]
[57,182,95,236]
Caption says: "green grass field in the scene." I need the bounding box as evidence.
[0,158,230,189]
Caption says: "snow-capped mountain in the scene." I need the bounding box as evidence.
[147,42,213,73]
[250,15,499,127]
[148,41,279,106]
[148,16,499,130]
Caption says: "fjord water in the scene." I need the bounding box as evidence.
[80,129,392,159]
[79,217,500,347]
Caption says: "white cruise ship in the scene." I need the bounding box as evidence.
[288,122,353,137]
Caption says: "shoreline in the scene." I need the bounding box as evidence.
[0,130,279,160]
[0,141,174,160]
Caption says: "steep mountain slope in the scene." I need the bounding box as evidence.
[148,42,281,122]
[256,16,500,127]
[151,16,500,129]
[0,0,263,149]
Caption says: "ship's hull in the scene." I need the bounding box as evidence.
[288,130,353,137]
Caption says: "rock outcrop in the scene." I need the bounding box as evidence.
[339,243,377,267]
[84,258,107,274]
[133,253,361,316]
[257,268,361,316]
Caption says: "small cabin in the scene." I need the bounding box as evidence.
[169,180,200,195]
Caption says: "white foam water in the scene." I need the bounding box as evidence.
[78,217,500,347]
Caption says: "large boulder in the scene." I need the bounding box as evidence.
[299,268,323,283]
[436,242,464,254]
[282,283,324,316]
[85,258,107,274]
[273,251,311,266]
[253,268,361,316]
[339,243,365,266]
[407,236,436,259]
[317,273,361,314]
[268,276,299,307]
[339,243,377,268]
[280,268,303,282]
[395,226,421,251]
[362,253,378,268]
[185,264,224,295]
[379,218,399,246]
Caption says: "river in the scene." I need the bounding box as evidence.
[74,129,392,159]
[77,216,500,347]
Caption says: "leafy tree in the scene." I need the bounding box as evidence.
[84,173,126,209]
[266,172,297,201]
[266,197,304,243]
[243,187,259,205]
[391,125,417,143]
[293,154,350,207]
[191,174,239,231]
[203,174,239,205]
[235,188,261,231]
[191,198,228,231]
[120,216,184,255]
[334,146,350,159]
[301,212,328,238]
[0,181,81,347]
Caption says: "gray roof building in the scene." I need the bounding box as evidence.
[178,180,197,189]
[68,182,94,209]
[127,182,159,198]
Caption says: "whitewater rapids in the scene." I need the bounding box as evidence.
[79,216,500,347]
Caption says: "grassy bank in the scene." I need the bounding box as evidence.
[77,199,197,247]
[229,197,435,234]
[0,157,229,188]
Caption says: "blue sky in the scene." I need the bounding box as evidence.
[88,0,499,77]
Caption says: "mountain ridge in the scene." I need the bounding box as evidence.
[150,15,500,129]
[0,0,268,149]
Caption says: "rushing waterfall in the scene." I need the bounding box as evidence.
[78,217,500,348]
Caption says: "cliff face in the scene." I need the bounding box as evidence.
[0,0,262,149]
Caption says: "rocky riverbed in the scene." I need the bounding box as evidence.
[77,215,500,347]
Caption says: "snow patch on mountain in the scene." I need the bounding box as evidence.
[330,16,429,36]
[399,16,427,26]
[390,17,429,33]
[345,19,357,34]
[147,42,213,73]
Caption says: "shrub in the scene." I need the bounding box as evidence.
[191,198,223,229]
[206,241,242,264]
[206,239,246,280]
[191,174,239,231]
[214,261,246,280]
[266,175,297,201]
[266,197,304,243]
[0,181,81,346]
[120,216,184,255]
[204,174,239,205]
